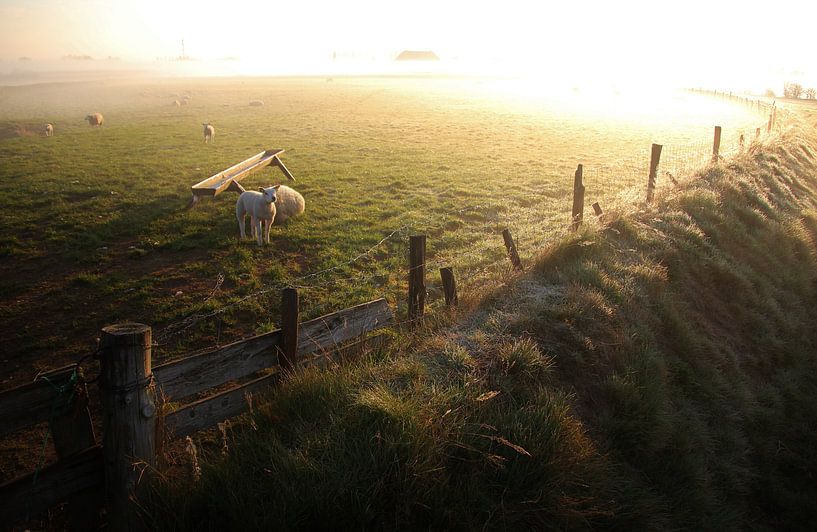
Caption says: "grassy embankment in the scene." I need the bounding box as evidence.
[145,107,817,529]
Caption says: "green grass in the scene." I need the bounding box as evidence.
[141,109,817,529]
[0,77,767,380]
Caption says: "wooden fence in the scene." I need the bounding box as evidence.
[0,294,393,529]
[0,91,780,529]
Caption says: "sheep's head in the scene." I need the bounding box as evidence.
[258,186,278,204]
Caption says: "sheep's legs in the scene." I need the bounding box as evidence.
[264,219,272,244]
[254,218,263,246]
[237,213,247,239]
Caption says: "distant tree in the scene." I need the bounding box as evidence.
[784,82,804,99]
[764,88,776,98]
[805,88,817,100]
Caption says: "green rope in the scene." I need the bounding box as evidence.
[31,370,79,486]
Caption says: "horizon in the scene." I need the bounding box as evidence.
[1,0,815,94]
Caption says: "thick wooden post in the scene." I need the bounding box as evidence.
[592,202,603,216]
[755,127,761,140]
[571,164,585,230]
[439,267,458,307]
[712,126,722,162]
[279,288,299,372]
[767,109,773,133]
[50,372,101,531]
[646,143,662,203]
[99,323,155,532]
[739,134,745,150]
[408,235,426,322]
[502,228,523,271]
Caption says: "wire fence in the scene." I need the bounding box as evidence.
[153,89,784,356]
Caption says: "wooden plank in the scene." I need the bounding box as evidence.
[154,330,281,401]
[0,365,77,438]
[0,446,104,525]
[154,298,393,401]
[191,149,286,196]
[272,155,296,181]
[165,373,279,439]
[296,297,392,358]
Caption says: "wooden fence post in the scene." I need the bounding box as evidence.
[755,127,760,140]
[50,373,101,531]
[646,143,662,203]
[571,164,585,230]
[712,126,722,162]
[279,288,299,372]
[767,109,773,133]
[502,228,523,271]
[99,323,156,532]
[439,267,458,307]
[408,235,426,322]
[592,202,603,216]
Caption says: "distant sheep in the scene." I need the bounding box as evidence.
[44,123,53,137]
[249,100,264,107]
[236,186,278,245]
[85,113,104,127]
[173,100,181,107]
[272,185,305,225]
[203,123,215,143]
[180,99,188,106]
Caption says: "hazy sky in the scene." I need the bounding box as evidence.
[1,0,814,89]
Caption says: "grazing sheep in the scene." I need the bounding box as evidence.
[173,100,181,107]
[180,98,188,106]
[203,123,215,143]
[85,113,104,127]
[44,123,53,137]
[272,185,305,225]
[249,100,264,107]
[236,186,278,245]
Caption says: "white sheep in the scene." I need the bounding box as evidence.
[203,123,215,143]
[173,100,181,107]
[85,113,104,126]
[272,185,305,225]
[236,186,278,245]
[44,123,53,137]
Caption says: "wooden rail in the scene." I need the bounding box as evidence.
[0,365,78,437]
[154,298,392,401]
[0,446,103,524]
[190,149,295,205]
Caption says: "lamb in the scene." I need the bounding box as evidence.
[236,186,278,246]
[203,123,215,143]
[271,185,305,225]
[85,113,104,127]
[44,123,53,137]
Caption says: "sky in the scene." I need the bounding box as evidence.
[1,0,815,91]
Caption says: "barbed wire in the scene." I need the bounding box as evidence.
[154,91,783,351]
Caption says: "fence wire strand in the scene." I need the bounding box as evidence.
[155,90,782,351]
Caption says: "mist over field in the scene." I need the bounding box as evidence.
[3,1,817,529]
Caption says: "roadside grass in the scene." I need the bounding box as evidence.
[144,116,817,528]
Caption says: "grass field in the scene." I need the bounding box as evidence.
[0,76,766,387]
